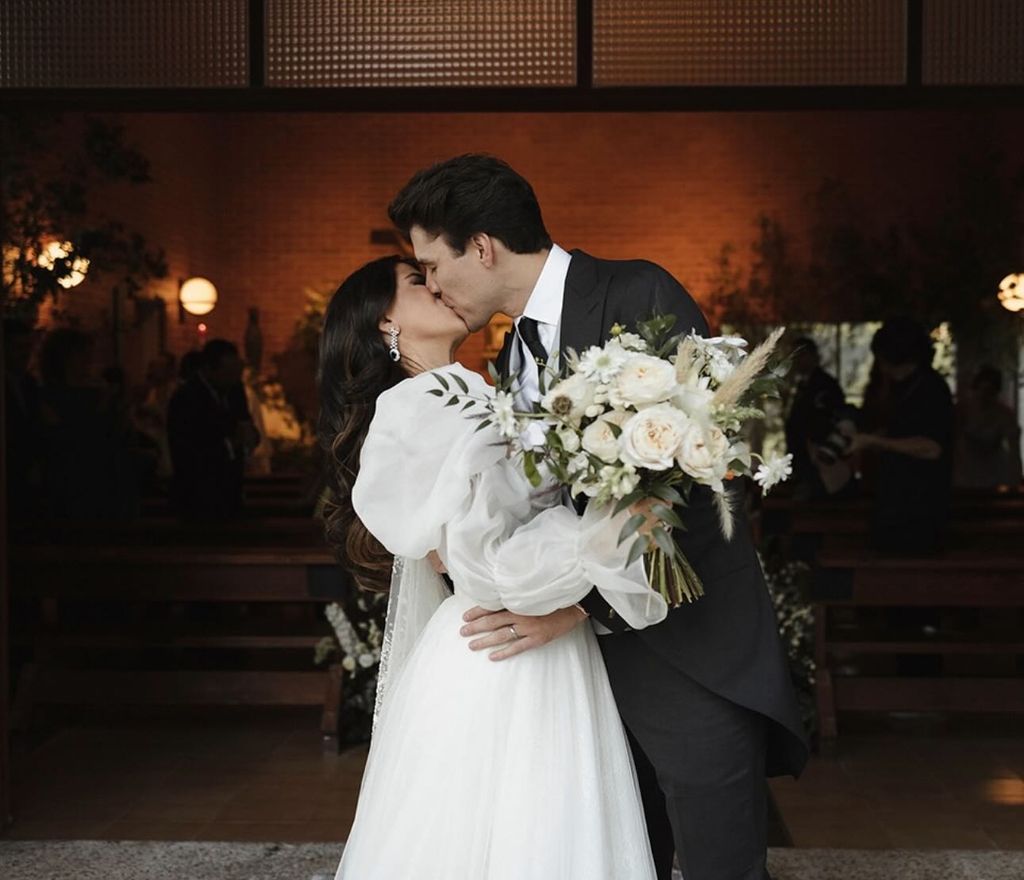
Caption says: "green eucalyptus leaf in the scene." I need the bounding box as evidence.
[618,513,648,546]
[626,536,648,568]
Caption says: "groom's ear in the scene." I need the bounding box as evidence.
[470,233,496,269]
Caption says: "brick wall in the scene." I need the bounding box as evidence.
[47,108,1024,377]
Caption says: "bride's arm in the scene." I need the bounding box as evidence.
[444,459,667,632]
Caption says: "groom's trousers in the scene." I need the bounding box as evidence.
[600,632,770,880]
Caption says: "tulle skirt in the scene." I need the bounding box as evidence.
[335,591,657,880]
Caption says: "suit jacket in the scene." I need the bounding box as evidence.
[497,249,809,778]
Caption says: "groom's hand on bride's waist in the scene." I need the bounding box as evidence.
[459,606,587,661]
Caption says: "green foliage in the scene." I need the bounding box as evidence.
[2,114,167,321]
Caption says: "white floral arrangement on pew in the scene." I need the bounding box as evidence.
[315,593,388,743]
[429,315,793,607]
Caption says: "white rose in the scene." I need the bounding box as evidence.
[581,418,621,463]
[619,404,691,471]
[676,423,730,488]
[610,354,678,408]
[341,656,356,672]
[541,372,595,425]
[358,653,375,669]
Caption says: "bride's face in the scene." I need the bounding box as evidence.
[383,262,469,351]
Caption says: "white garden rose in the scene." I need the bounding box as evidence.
[619,404,691,471]
[676,422,730,489]
[341,656,356,672]
[581,417,621,463]
[610,354,678,408]
[541,372,595,425]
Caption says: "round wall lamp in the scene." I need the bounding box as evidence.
[998,273,1024,313]
[179,276,218,322]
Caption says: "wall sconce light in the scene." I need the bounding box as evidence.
[179,276,218,323]
[998,273,1024,313]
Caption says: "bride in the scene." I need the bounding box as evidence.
[319,255,667,879]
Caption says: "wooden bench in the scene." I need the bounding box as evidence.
[812,547,1024,753]
[10,523,356,751]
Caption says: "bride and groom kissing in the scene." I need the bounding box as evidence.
[318,154,808,879]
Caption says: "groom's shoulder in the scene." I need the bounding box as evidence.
[572,249,683,289]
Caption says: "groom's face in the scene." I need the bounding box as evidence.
[409,226,495,333]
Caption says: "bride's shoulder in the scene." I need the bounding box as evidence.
[380,363,491,400]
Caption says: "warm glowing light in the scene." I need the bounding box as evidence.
[37,240,90,289]
[984,777,1024,805]
[180,277,218,316]
[197,322,208,333]
[997,273,1024,313]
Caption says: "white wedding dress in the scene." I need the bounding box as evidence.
[334,363,666,880]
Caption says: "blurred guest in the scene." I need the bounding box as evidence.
[784,336,848,498]
[954,365,1022,491]
[36,328,132,519]
[134,351,179,478]
[167,339,260,519]
[3,318,44,519]
[853,318,953,555]
[178,349,202,383]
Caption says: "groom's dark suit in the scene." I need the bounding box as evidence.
[497,250,809,880]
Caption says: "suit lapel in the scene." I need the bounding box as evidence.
[559,249,606,364]
[495,328,515,383]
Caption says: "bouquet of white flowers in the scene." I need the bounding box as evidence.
[428,315,792,607]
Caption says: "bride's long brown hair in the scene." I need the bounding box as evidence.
[317,255,419,592]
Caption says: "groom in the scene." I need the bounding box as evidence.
[388,155,809,880]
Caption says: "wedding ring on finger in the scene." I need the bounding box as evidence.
[508,624,520,641]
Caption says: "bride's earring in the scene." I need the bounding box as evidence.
[387,325,401,362]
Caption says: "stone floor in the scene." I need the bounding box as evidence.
[3,840,1024,880]
[2,709,1022,849]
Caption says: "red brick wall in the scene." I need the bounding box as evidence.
[47,109,1024,377]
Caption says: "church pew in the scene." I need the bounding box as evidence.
[10,537,354,751]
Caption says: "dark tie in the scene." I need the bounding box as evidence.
[517,316,548,382]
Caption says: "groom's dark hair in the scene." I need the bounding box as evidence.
[388,154,552,256]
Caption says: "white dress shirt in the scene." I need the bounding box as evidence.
[510,243,571,428]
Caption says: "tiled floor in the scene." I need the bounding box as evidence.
[3,709,1022,850]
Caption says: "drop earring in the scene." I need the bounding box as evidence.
[388,325,401,362]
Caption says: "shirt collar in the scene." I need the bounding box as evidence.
[518,243,570,328]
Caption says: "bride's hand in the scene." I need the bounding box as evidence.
[427,550,447,574]
[459,605,586,661]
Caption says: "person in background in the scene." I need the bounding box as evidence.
[36,328,131,519]
[783,336,847,499]
[853,317,954,555]
[166,339,260,519]
[954,365,1022,491]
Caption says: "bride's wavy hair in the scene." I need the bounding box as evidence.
[317,255,419,592]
